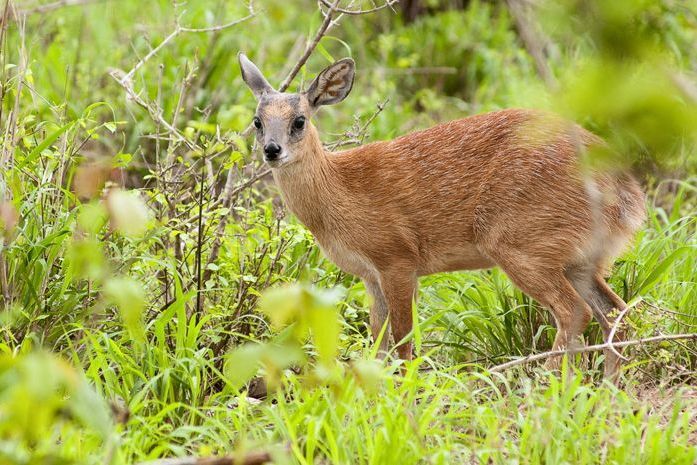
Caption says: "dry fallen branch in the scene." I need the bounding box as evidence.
[489,333,697,372]
[134,450,273,465]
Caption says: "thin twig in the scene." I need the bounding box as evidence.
[645,300,697,319]
[108,68,196,151]
[195,156,206,316]
[489,333,697,372]
[134,450,273,465]
[327,98,389,150]
[229,168,273,198]
[121,29,180,84]
[505,0,556,88]
[607,305,631,362]
[18,0,105,15]
[357,98,388,143]
[1,13,25,168]
[120,6,255,84]
[202,167,272,284]
[318,0,399,16]
[278,0,342,92]
[179,14,256,33]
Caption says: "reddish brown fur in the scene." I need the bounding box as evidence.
[239,53,646,379]
[273,109,645,378]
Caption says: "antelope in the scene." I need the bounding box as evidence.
[238,53,646,379]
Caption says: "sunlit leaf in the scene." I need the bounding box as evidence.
[105,188,151,237]
[224,343,265,390]
[104,276,146,341]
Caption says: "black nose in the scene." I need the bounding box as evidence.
[263,142,282,160]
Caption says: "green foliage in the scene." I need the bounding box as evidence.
[0,351,113,464]
[0,0,695,463]
[546,0,697,171]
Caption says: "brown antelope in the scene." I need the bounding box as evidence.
[238,53,646,379]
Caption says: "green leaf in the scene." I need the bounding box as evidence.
[636,247,690,296]
[307,298,340,364]
[19,121,75,168]
[224,343,265,390]
[257,284,343,364]
[106,189,151,237]
[104,277,146,341]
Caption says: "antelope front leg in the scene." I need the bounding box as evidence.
[379,268,417,361]
[363,277,390,357]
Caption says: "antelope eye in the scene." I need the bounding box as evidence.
[293,116,305,130]
[253,117,262,129]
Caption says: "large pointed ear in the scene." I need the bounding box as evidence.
[238,52,274,99]
[305,58,355,108]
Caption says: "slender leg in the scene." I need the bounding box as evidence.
[540,278,592,372]
[363,277,390,356]
[492,255,592,372]
[379,268,417,361]
[592,274,628,381]
[566,265,628,381]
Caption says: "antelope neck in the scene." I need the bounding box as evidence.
[272,141,347,235]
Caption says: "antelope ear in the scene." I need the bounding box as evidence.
[238,52,274,99]
[305,58,355,108]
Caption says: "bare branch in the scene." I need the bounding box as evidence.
[229,168,273,199]
[18,0,105,16]
[202,167,272,284]
[505,0,556,88]
[108,68,197,152]
[327,98,389,150]
[120,5,255,84]
[121,29,180,84]
[607,305,631,362]
[179,13,256,33]
[318,0,399,16]
[489,333,697,372]
[134,450,273,465]
[278,0,342,92]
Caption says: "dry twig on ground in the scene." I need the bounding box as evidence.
[134,450,274,465]
[489,333,697,372]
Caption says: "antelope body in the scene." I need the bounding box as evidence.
[239,53,646,379]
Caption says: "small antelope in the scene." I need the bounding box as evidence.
[238,53,645,379]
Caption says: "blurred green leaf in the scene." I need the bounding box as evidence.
[104,277,146,341]
[105,189,151,237]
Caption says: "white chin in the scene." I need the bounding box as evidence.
[266,157,289,168]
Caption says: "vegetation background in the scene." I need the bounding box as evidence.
[0,0,696,463]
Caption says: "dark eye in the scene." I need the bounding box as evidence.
[253,117,262,129]
[293,116,305,130]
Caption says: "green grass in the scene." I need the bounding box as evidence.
[3,348,696,464]
[0,0,696,464]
